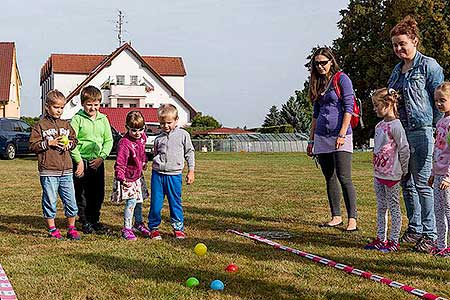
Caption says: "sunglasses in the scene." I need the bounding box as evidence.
[127,126,145,133]
[314,60,330,67]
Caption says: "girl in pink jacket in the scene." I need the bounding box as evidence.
[113,111,150,240]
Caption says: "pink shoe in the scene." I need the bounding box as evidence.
[433,247,450,257]
[379,240,400,253]
[67,226,81,240]
[174,230,186,239]
[121,228,137,241]
[48,228,63,240]
[133,223,151,237]
[364,238,386,250]
[149,229,162,240]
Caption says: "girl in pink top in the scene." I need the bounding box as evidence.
[112,111,150,240]
[429,82,450,257]
[365,88,410,253]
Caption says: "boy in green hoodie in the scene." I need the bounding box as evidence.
[70,85,113,234]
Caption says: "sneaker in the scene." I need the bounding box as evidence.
[400,230,422,244]
[149,229,162,240]
[82,222,95,234]
[48,228,64,240]
[364,238,386,250]
[412,236,436,253]
[174,230,186,239]
[133,223,151,237]
[121,228,137,241]
[67,227,81,240]
[379,240,400,253]
[432,247,450,257]
[93,222,111,235]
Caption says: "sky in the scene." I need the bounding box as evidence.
[1,0,349,128]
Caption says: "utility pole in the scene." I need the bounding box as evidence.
[115,10,125,47]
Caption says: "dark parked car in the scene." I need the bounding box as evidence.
[110,126,123,155]
[0,118,32,159]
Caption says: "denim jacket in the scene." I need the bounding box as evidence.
[388,51,444,131]
[388,51,444,130]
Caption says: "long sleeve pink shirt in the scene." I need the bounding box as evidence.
[432,116,450,182]
[373,119,410,181]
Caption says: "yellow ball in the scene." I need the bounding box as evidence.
[60,135,69,146]
[194,243,207,256]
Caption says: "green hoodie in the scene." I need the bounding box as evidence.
[70,109,113,163]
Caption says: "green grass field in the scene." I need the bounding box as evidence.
[0,152,449,300]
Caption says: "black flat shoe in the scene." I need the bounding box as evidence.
[319,221,343,228]
[345,227,358,232]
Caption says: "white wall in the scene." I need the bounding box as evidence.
[163,76,184,97]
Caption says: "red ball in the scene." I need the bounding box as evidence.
[225,263,238,272]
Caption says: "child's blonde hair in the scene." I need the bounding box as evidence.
[157,104,178,120]
[80,85,102,103]
[435,82,450,97]
[45,89,65,105]
[126,110,145,129]
[372,88,400,118]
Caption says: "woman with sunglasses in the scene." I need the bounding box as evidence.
[306,47,358,231]
[113,110,150,240]
[387,16,444,253]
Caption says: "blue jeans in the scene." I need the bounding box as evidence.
[40,175,78,219]
[402,127,436,239]
[148,171,184,231]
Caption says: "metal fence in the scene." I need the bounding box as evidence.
[192,139,308,153]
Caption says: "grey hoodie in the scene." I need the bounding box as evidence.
[152,127,195,175]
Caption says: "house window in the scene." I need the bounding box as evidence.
[116,75,125,85]
[101,103,109,108]
[117,104,124,108]
[145,103,154,108]
[130,104,137,108]
[130,75,138,85]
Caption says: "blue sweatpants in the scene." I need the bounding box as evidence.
[148,170,184,231]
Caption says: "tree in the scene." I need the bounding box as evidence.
[280,84,312,133]
[333,0,450,144]
[262,105,281,127]
[20,116,40,127]
[190,114,221,129]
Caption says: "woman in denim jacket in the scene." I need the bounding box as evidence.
[388,16,444,253]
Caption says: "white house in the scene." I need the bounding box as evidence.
[40,43,197,128]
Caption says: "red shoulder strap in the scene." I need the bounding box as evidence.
[332,71,343,100]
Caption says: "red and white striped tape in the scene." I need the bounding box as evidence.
[0,264,17,300]
[227,229,448,300]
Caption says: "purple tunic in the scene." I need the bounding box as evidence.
[312,72,354,154]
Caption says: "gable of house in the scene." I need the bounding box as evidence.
[40,43,196,125]
[0,42,21,117]
[40,54,186,85]
[0,42,14,101]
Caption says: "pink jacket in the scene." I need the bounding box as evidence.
[432,116,450,182]
[114,133,147,182]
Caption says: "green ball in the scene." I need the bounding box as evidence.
[186,277,199,287]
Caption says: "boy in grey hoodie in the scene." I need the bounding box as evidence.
[148,104,195,239]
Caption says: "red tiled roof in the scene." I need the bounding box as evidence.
[99,107,158,133]
[0,42,15,101]
[40,53,186,83]
[193,127,253,135]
